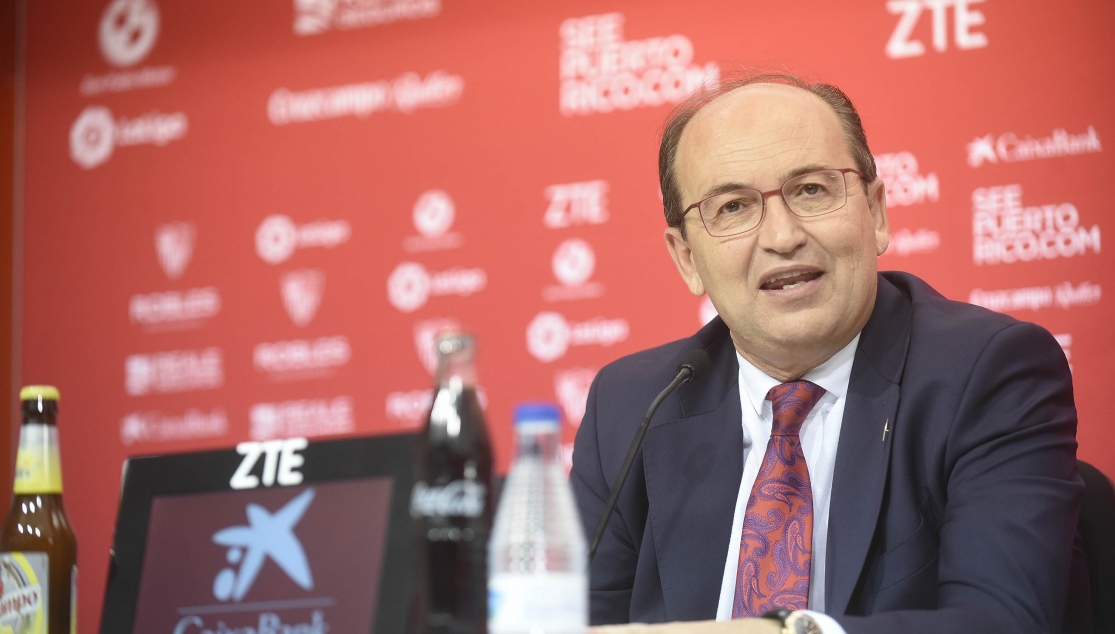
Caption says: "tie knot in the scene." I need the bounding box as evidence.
[766,381,826,436]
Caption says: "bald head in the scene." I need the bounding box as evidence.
[675,84,854,211]
[659,74,877,233]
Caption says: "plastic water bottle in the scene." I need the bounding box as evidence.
[488,403,587,634]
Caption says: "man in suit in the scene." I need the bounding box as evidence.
[571,74,1085,633]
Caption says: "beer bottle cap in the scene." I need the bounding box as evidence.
[19,385,60,402]
[514,402,561,428]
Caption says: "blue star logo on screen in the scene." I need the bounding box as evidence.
[210,488,316,602]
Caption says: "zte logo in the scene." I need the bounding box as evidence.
[886,0,988,59]
[230,438,308,490]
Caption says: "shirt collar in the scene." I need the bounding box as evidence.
[736,333,861,416]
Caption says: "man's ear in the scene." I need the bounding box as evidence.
[664,226,706,296]
[867,178,890,256]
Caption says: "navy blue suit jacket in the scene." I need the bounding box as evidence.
[571,271,1085,633]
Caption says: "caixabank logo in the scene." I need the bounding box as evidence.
[69,105,187,169]
[131,481,391,633]
[119,408,228,446]
[210,489,316,603]
[966,126,1102,168]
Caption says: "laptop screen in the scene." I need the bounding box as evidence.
[132,478,392,633]
[100,433,418,634]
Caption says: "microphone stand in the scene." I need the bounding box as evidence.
[587,367,694,562]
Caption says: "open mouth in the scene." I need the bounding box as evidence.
[760,270,823,291]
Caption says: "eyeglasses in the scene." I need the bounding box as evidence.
[682,168,866,237]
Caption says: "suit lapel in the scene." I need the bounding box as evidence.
[642,320,742,622]
[824,274,912,614]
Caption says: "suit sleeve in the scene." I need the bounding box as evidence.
[570,371,641,625]
[835,322,1084,634]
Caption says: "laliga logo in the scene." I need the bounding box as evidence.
[99,0,160,67]
[154,222,195,280]
[413,190,455,238]
[552,238,595,286]
[526,311,629,363]
[544,238,605,302]
[387,263,430,314]
[387,262,487,313]
[211,488,315,602]
[69,106,115,169]
[527,313,572,363]
[255,214,352,265]
[281,270,325,327]
[69,105,188,169]
[256,215,297,264]
[414,318,461,375]
[405,190,463,252]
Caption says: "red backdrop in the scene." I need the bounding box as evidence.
[18,0,1115,629]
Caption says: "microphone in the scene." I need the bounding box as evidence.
[587,349,712,562]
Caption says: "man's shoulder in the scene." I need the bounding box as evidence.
[597,320,723,383]
[883,270,1028,340]
[593,317,732,402]
[881,270,1062,370]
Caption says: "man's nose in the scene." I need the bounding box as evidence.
[756,193,807,254]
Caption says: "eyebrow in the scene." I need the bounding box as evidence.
[698,163,834,200]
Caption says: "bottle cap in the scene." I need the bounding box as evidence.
[436,331,474,355]
[19,385,60,402]
[514,402,561,427]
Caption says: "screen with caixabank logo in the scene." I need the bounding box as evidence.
[131,479,392,633]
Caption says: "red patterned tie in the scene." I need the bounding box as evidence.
[732,380,826,618]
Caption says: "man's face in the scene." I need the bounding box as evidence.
[664,84,889,375]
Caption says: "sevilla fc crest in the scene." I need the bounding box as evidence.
[281,269,325,327]
[413,318,460,375]
[155,222,195,280]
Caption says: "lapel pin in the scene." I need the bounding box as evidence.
[882,418,890,442]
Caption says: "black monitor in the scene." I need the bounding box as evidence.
[99,433,419,634]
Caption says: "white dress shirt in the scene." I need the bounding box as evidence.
[714,335,860,633]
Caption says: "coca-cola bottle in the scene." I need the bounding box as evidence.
[411,331,493,634]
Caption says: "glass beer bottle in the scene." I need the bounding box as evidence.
[0,386,78,634]
[411,332,494,634]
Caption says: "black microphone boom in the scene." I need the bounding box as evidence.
[587,349,712,562]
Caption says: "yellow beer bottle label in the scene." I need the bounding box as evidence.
[0,551,49,633]
[13,425,63,495]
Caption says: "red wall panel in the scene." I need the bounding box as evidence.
[18,0,1115,629]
